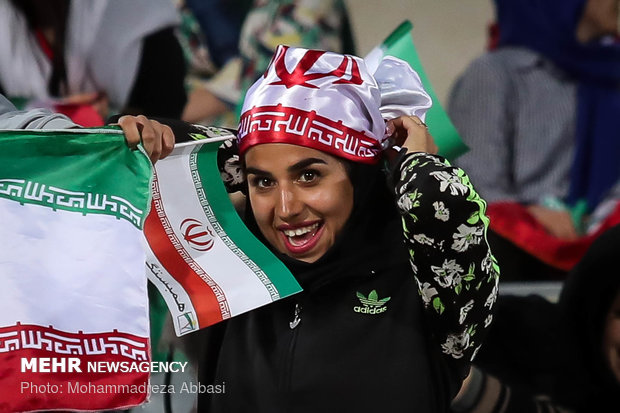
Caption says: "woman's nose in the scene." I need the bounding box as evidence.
[276,186,303,219]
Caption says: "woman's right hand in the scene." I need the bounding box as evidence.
[117,115,175,164]
[385,115,438,155]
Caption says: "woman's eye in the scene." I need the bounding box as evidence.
[251,177,273,189]
[298,170,319,183]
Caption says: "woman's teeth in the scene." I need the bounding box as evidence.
[283,222,319,238]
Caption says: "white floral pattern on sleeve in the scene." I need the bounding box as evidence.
[394,152,500,369]
[433,201,450,221]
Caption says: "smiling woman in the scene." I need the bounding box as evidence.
[195,45,500,413]
[245,144,354,263]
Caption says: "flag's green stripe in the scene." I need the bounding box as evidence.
[0,128,152,229]
[383,20,413,49]
[192,141,302,298]
[383,21,469,161]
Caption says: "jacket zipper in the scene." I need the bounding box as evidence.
[289,302,302,329]
[282,302,302,405]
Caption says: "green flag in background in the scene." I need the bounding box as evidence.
[365,20,468,161]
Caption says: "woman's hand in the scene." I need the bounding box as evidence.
[117,115,175,164]
[385,115,438,155]
[526,205,579,240]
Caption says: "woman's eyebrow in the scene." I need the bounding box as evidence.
[245,158,327,176]
[287,158,327,173]
[245,167,272,177]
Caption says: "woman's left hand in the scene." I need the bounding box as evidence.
[117,115,175,164]
[385,115,438,155]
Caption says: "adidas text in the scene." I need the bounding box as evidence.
[353,305,387,314]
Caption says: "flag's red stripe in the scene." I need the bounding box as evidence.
[1,349,148,411]
[0,324,149,411]
[144,201,224,327]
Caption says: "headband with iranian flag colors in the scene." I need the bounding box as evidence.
[237,45,432,164]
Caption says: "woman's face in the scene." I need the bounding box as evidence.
[578,0,619,42]
[245,143,354,263]
[603,289,620,384]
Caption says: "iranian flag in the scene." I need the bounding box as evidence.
[0,126,302,411]
[144,130,302,336]
[0,128,152,412]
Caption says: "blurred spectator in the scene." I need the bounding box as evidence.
[448,0,620,281]
[0,92,77,129]
[0,93,174,164]
[181,0,250,71]
[451,223,620,413]
[180,0,355,127]
[0,0,187,126]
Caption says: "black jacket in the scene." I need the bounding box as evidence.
[198,153,499,412]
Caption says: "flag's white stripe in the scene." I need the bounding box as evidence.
[152,150,273,316]
[174,135,234,148]
[0,198,148,337]
[144,256,198,336]
[188,150,280,302]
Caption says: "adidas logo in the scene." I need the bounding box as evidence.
[354,290,390,314]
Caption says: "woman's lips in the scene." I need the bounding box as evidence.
[278,222,323,255]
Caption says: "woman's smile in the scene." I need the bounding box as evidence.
[278,221,324,253]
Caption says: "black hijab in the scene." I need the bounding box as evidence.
[556,224,620,410]
[243,159,410,293]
